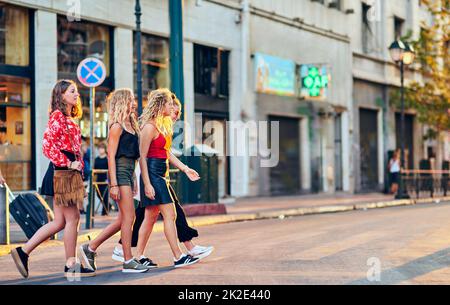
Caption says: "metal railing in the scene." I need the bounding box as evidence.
[402,169,450,199]
[91,169,113,218]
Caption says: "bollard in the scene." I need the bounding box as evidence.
[0,185,10,245]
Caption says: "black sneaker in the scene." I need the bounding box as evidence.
[11,247,29,278]
[139,257,158,269]
[174,254,199,268]
[64,264,96,278]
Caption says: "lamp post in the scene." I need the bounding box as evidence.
[135,0,143,115]
[388,40,415,199]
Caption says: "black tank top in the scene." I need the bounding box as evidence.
[116,129,140,160]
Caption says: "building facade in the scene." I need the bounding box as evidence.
[0,0,244,198]
[242,0,353,196]
[347,0,448,193]
[0,0,448,199]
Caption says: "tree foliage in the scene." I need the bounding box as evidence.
[390,0,450,135]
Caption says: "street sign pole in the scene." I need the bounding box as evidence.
[86,86,96,230]
[77,57,106,230]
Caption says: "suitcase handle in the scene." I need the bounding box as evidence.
[1,183,16,202]
[0,183,12,245]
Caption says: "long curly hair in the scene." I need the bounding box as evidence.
[139,88,173,136]
[107,88,139,135]
[50,80,82,119]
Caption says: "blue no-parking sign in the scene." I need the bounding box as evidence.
[77,57,107,230]
[77,57,107,88]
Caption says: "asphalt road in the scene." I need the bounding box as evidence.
[1,201,450,285]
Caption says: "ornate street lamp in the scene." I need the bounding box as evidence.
[388,40,415,199]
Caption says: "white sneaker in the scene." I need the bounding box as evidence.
[112,246,124,263]
[188,245,214,260]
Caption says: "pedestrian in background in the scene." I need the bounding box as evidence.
[389,149,401,195]
[94,142,109,216]
[11,80,95,279]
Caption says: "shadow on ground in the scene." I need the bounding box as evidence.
[0,265,178,285]
[348,248,450,285]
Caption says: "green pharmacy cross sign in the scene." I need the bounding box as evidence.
[300,65,330,99]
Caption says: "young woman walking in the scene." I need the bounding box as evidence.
[136,88,199,268]
[79,88,150,273]
[11,80,95,279]
[112,94,214,266]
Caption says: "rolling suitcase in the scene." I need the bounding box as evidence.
[5,184,55,240]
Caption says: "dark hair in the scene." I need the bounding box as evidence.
[97,142,107,150]
[50,80,82,118]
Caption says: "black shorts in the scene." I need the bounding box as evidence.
[390,172,400,184]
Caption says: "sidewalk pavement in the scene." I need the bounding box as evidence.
[1,192,449,257]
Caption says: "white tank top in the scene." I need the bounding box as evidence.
[390,159,400,173]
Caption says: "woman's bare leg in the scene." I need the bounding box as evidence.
[183,241,196,252]
[159,203,183,259]
[22,204,66,255]
[136,206,160,258]
[89,215,122,252]
[62,205,81,266]
[118,186,136,262]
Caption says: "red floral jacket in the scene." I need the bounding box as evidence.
[42,110,83,169]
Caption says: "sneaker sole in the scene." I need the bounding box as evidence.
[79,246,96,271]
[11,249,28,279]
[193,248,214,261]
[112,253,125,263]
[174,258,200,268]
[122,268,150,274]
[64,272,96,278]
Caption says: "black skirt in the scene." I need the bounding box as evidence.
[140,158,174,207]
[40,151,77,197]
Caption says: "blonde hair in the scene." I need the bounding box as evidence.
[171,93,182,120]
[107,88,139,134]
[139,88,173,136]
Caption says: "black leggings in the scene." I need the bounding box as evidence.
[120,184,199,247]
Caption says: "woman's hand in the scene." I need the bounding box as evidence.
[69,161,83,172]
[144,184,156,200]
[110,186,120,201]
[184,167,200,182]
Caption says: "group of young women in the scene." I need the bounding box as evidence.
[10,80,213,278]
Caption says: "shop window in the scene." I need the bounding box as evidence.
[57,15,111,77]
[134,33,170,106]
[57,15,113,142]
[0,4,29,66]
[0,76,32,190]
[0,4,32,191]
